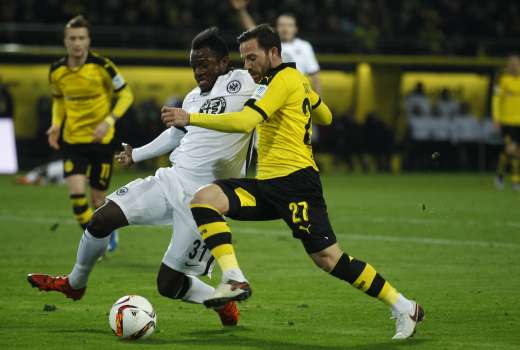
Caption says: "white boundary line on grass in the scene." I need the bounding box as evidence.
[1,213,519,250]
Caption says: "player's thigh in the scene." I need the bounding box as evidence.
[162,203,215,277]
[264,167,337,254]
[88,144,115,191]
[214,178,279,221]
[107,176,173,225]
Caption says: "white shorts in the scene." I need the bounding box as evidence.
[107,167,215,276]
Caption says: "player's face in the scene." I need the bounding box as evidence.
[240,39,272,83]
[64,27,90,59]
[276,15,297,42]
[190,47,229,92]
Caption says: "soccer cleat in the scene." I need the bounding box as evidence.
[108,230,119,252]
[203,280,252,309]
[27,274,85,301]
[214,301,240,326]
[391,301,424,340]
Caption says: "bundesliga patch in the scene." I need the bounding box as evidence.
[252,84,267,101]
[112,74,126,90]
[226,80,241,94]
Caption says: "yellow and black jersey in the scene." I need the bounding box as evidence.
[492,73,520,126]
[190,62,332,180]
[50,51,133,144]
[245,62,328,179]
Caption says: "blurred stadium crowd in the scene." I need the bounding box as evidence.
[1,0,519,54]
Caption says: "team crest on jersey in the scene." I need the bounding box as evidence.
[199,97,226,114]
[226,80,241,94]
[116,186,128,196]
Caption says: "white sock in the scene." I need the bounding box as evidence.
[68,229,109,289]
[222,268,247,283]
[391,293,414,314]
[181,276,215,304]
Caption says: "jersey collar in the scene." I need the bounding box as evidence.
[261,62,296,85]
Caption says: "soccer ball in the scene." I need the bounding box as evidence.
[109,295,157,340]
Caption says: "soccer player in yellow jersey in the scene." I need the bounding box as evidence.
[162,24,424,340]
[493,55,520,191]
[47,15,134,248]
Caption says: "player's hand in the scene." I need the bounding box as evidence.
[161,106,190,127]
[93,120,110,143]
[493,122,501,131]
[46,125,61,150]
[115,143,134,166]
[229,0,249,10]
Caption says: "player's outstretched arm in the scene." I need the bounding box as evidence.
[161,106,263,133]
[229,0,256,30]
[129,127,186,163]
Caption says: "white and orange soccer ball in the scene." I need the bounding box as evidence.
[109,295,157,340]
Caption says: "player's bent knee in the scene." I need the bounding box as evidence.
[87,200,127,238]
[310,244,344,272]
[191,184,229,214]
[156,265,188,299]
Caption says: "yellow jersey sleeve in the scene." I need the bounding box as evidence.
[250,74,290,120]
[308,89,332,126]
[49,62,66,127]
[99,58,134,119]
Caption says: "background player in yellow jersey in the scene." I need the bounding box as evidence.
[493,55,520,191]
[162,24,424,340]
[47,15,134,249]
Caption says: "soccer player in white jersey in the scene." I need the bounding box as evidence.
[27,27,256,326]
[230,0,321,93]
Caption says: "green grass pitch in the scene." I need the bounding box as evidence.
[1,171,519,349]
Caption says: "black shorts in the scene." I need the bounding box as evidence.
[215,167,336,254]
[62,142,115,191]
[501,125,520,145]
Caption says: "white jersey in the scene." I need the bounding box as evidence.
[281,38,320,75]
[171,69,256,183]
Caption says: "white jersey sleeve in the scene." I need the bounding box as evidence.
[132,127,186,163]
[281,38,320,75]
[299,39,320,75]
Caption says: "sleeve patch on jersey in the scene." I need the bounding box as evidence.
[226,80,242,94]
[245,99,268,121]
[112,74,126,91]
[251,84,268,101]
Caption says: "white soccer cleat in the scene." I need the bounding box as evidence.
[203,280,252,309]
[391,301,425,340]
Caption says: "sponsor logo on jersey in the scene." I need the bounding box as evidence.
[226,80,241,94]
[116,186,129,196]
[199,97,226,114]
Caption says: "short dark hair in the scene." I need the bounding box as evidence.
[65,15,90,34]
[191,27,229,59]
[277,13,297,23]
[237,23,282,56]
